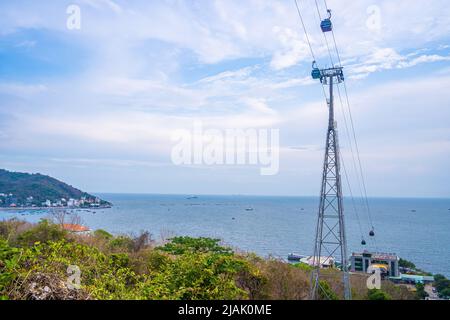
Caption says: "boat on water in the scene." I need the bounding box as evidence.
[245,208,254,211]
[287,253,305,261]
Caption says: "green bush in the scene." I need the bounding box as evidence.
[146,250,170,272]
[293,262,313,272]
[15,219,67,247]
[0,239,20,295]
[399,258,416,269]
[367,288,392,300]
[318,280,339,300]
[109,236,134,252]
[434,274,450,298]
[157,236,232,255]
[142,252,248,299]
[94,229,113,240]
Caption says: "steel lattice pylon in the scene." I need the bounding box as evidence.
[310,67,351,300]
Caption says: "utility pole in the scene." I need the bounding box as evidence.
[309,66,351,300]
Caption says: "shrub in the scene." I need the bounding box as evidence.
[93,229,113,240]
[293,262,313,272]
[254,259,309,300]
[109,236,134,252]
[434,274,450,298]
[415,283,428,299]
[399,258,416,269]
[318,280,339,300]
[0,239,20,296]
[143,252,248,300]
[15,219,67,247]
[146,250,170,272]
[157,236,232,255]
[367,288,392,300]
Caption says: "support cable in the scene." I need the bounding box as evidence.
[312,0,367,243]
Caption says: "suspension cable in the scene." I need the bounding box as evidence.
[294,0,329,103]
[313,0,375,237]
[330,20,375,229]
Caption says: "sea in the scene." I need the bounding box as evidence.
[1,194,449,277]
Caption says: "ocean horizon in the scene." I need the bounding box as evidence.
[1,193,449,277]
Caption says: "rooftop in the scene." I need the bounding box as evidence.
[62,223,90,232]
[352,250,398,260]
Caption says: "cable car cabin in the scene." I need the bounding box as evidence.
[320,18,332,32]
[369,230,375,237]
[361,239,367,245]
[311,68,321,79]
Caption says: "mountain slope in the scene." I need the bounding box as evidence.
[0,169,109,207]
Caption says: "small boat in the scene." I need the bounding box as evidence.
[287,253,305,261]
[245,208,254,211]
[411,209,416,212]
[186,196,198,199]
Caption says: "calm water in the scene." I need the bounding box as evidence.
[1,194,449,277]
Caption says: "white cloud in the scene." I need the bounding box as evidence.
[270,26,310,70]
[347,48,450,79]
[0,0,450,195]
[242,97,276,115]
[0,83,48,96]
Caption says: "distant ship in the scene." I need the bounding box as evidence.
[287,253,306,261]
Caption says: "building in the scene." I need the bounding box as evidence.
[300,256,335,268]
[350,251,400,277]
[62,223,90,234]
[389,274,434,284]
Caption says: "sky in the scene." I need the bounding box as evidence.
[0,0,449,197]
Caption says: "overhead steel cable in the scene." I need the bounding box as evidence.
[294,0,316,61]
[293,0,329,102]
[311,0,376,245]
[330,25,375,230]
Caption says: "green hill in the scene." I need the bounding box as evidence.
[0,169,110,208]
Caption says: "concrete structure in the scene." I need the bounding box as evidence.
[350,251,400,277]
[301,256,335,268]
[389,274,434,284]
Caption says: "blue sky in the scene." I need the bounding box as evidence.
[0,0,450,197]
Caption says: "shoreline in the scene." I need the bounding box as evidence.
[0,206,112,211]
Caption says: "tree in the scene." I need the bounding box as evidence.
[157,236,232,255]
[367,288,392,300]
[399,258,416,269]
[434,274,450,298]
[415,283,428,300]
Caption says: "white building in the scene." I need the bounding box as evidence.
[350,251,400,277]
[300,256,335,268]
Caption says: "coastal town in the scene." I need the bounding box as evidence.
[0,193,110,209]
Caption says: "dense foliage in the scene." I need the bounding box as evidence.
[399,258,416,269]
[0,219,417,300]
[0,169,109,206]
[367,289,392,300]
[434,274,450,298]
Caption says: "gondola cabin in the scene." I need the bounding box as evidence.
[311,68,321,79]
[320,18,332,32]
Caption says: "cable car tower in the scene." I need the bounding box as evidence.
[309,65,351,300]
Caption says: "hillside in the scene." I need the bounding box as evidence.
[0,219,418,300]
[0,169,110,208]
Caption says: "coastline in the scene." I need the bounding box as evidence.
[0,205,112,211]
